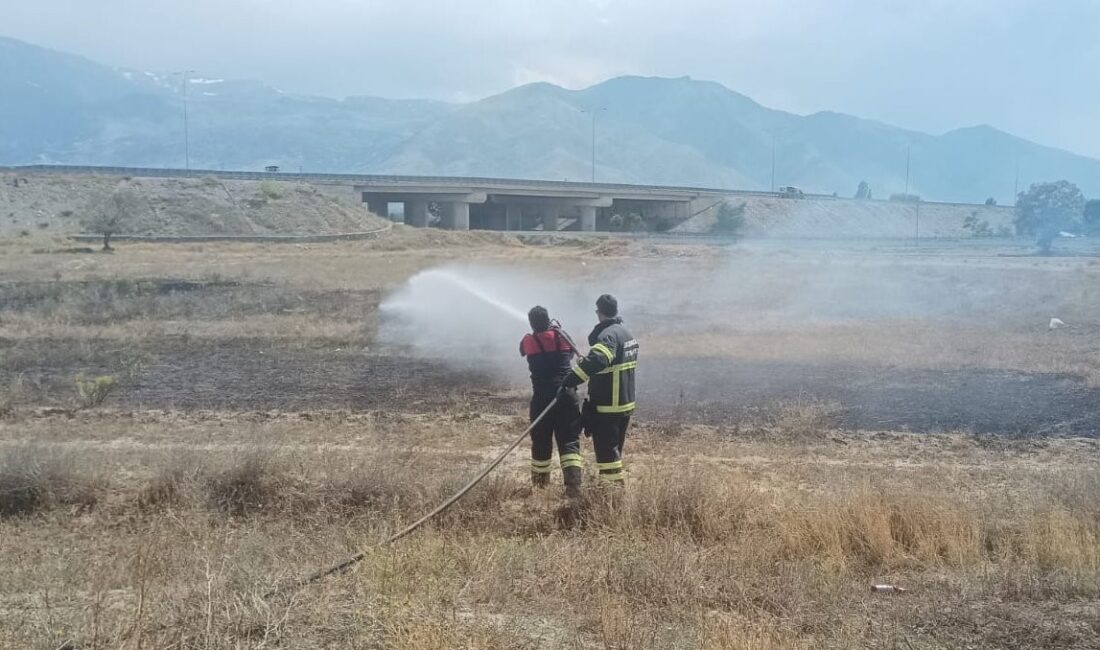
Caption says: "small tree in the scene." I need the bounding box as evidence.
[713,201,746,235]
[624,213,646,232]
[963,212,994,238]
[1014,180,1085,255]
[985,197,997,206]
[83,189,141,250]
[1085,199,1100,234]
[854,181,872,200]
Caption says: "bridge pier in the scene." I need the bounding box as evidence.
[579,206,597,232]
[404,200,429,228]
[444,201,470,231]
[541,206,561,231]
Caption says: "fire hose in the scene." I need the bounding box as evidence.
[264,396,560,599]
[265,324,585,599]
[551,320,585,361]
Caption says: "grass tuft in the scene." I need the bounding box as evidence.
[0,446,103,517]
[204,454,294,517]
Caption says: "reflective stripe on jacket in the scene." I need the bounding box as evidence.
[562,317,638,414]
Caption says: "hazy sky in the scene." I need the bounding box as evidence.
[6,0,1100,158]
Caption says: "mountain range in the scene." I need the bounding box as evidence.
[3,35,1098,203]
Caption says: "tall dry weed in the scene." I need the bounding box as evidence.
[0,445,104,517]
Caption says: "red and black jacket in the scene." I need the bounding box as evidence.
[520,328,574,398]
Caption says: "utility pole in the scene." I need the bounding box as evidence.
[581,107,606,183]
[174,70,196,169]
[1013,157,1020,203]
[770,133,776,192]
[904,144,911,195]
[915,200,920,248]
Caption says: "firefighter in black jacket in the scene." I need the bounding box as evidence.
[520,306,584,495]
[561,294,638,484]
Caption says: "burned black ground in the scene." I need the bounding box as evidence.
[7,338,1099,435]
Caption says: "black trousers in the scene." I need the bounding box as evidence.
[529,391,583,474]
[587,412,630,482]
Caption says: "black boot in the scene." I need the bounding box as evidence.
[563,466,582,498]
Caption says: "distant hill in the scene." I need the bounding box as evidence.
[0,37,454,173]
[3,36,1099,203]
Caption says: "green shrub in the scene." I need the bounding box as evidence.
[258,181,282,200]
[712,201,746,235]
[74,375,116,410]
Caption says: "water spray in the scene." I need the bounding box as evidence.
[383,268,528,324]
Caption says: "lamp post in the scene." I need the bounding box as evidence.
[581,107,606,183]
[904,144,911,194]
[770,133,776,192]
[174,70,196,169]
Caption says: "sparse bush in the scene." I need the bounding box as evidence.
[333,467,423,514]
[205,454,294,516]
[0,447,103,517]
[712,200,746,235]
[258,181,282,201]
[59,209,74,217]
[985,197,998,206]
[606,212,646,232]
[963,212,995,238]
[73,374,116,410]
[137,463,199,511]
[36,221,49,229]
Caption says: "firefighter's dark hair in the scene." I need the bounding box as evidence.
[528,305,551,332]
[596,294,618,318]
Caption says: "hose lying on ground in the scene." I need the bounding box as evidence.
[263,397,560,599]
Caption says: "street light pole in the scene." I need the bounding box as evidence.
[581,107,606,183]
[904,144,911,195]
[1013,157,1020,203]
[770,133,776,192]
[174,70,195,169]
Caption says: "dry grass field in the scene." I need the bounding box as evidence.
[2,232,1100,649]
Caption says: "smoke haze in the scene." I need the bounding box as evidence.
[377,248,1090,384]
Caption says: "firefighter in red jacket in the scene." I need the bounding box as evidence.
[520,306,584,495]
[561,294,637,484]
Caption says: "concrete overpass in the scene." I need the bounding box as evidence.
[3,166,762,232]
[353,177,729,231]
